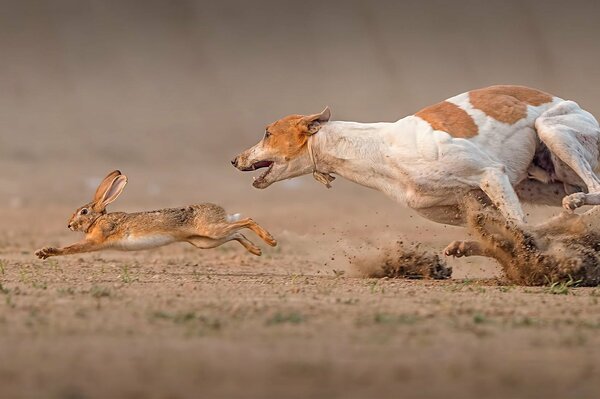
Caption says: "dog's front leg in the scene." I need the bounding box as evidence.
[444,240,490,257]
[479,167,525,223]
[35,240,102,259]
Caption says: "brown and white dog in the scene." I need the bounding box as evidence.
[232,85,600,258]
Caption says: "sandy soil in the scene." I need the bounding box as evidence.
[4,1,600,397]
[2,201,600,399]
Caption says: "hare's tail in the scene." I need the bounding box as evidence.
[227,213,242,223]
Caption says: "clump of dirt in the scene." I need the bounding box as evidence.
[349,241,452,280]
[464,197,600,286]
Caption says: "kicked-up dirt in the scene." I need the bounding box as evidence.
[347,240,452,280]
[463,197,600,286]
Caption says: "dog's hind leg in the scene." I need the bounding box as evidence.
[535,101,600,210]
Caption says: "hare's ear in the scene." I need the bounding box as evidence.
[98,175,128,208]
[93,174,127,211]
[94,170,122,203]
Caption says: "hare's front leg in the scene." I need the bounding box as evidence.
[35,240,102,259]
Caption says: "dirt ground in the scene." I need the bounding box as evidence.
[2,198,600,399]
[4,1,600,397]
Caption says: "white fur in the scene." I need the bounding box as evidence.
[227,213,242,222]
[245,92,600,226]
[115,234,176,251]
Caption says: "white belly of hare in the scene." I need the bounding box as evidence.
[116,234,176,251]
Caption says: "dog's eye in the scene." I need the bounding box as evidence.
[80,209,88,215]
[264,130,271,139]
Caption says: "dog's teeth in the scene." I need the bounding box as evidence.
[253,177,256,181]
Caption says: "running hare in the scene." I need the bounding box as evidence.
[35,170,276,259]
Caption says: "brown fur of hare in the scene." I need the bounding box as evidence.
[35,170,276,259]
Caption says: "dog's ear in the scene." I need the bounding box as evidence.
[303,107,331,135]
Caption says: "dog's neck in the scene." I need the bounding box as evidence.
[310,120,410,199]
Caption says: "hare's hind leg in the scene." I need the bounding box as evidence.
[230,233,262,255]
[187,233,262,256]
[232,218,277,246]
[199,218,276,247]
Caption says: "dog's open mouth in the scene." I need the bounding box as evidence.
[241,160,274,187]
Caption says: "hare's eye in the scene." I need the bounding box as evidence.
[264,130,271,139]
[80,209,88,215]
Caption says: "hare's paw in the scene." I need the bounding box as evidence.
[562,193,586,211]
[264,233,277,247]
[248,246,262,256]
[35,247,57,259]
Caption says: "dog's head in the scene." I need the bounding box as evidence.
[232,107,330,188]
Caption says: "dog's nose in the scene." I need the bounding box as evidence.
[67,224,72,229]
[231,158,238,167]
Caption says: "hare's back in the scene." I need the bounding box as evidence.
[151,204,227,225]
[189,203,228,224]
[126,204,227,229]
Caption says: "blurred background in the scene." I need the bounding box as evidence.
[1,0,600,260]
[3,4,600,396]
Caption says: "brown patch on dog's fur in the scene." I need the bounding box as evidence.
[264,115,311,159]
[415,101,479,138]
[464,196,600,286]
[469,85,553,124]
[250,110,329,162]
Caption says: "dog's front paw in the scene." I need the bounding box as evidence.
[562,192,586,211]
[35,247,57,259]
[444,241,471,258]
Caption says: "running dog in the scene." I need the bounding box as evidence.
[232,85,600,257]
